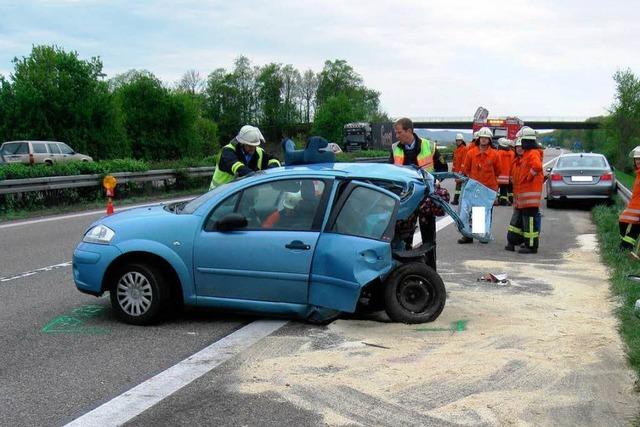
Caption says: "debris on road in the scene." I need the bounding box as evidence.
[362,342,390,349]
[478,272,509,284]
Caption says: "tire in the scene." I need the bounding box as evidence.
[384,262,446,324]
[109,262,170,325]
[546,198,556,209]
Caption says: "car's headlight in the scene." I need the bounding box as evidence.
[83,225,115,244]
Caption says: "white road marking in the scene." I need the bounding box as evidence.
[65,320,287,427]
[0,197,195,229]
[0,262,71,283]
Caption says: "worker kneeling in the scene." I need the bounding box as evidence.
[505,127,543,254]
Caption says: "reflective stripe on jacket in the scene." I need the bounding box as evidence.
[210,143,268,189]
[512,149,543,209]
[392,138,435,172]
[620,169,640,224]
[497,149,515,185]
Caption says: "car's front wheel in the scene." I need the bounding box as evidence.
[384,263,446,324]
[109,263,170,325]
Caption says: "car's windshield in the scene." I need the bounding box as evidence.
[181,173,256,214]
[556,156,606,169]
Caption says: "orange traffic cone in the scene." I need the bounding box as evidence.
[106,198,114,215]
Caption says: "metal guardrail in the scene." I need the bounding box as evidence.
[617,180,632,203]
[0,167,215,195]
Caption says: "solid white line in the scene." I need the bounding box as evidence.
[0,261,71,283]
[0,197,195,229]
[65,320,287,427]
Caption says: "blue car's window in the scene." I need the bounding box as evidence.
[204,193,240,231]
[331,187,396,240]
[236,179,326,230]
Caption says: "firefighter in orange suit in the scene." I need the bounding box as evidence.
[452,133,467,205]
[619,146,640,250]
[458,127,500,244]
[505,128,544,254]
[496,138,515,206]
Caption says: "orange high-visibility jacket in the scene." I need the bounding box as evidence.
[620,169,640,224]
[512,149,544,209]
[452,144,467,173]
[497,150,515,185]
[463,146,500,191]
[462,144,479,172]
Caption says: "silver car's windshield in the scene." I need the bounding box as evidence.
[556,156,606,169]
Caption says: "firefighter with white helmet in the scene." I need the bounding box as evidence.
[619,146,640,251]
[505,127,543,253]
[452,133,467,205]
[458,127,500,244]
[210,125,281,189]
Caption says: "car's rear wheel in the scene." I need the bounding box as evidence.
[109,263,170,325]
[384,262,446,324]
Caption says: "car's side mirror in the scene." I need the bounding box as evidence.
[545,167,552,173]
[215,213,248,231]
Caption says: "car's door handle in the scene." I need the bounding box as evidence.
[285,240,311,250]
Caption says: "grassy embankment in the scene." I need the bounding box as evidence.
[592,188,640,385]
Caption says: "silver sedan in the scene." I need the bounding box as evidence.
[545,153,616,208]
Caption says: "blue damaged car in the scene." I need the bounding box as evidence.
[73,138,476,325]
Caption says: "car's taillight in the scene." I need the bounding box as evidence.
[551,174,562,181]
[29,153,34,164]
[600,173,613,181]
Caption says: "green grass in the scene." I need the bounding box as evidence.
[0,186,209,222]
[616,170,635,190]
[592,199,640,386]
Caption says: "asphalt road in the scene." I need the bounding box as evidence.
[2,148,636,426]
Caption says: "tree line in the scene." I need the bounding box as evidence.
[547,69,640,173]
[0,45,387,161]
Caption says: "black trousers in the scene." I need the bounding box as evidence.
[498,184,510,205]
[619,222,640,250]
[453,181,462,204]
[507,207,540,250]
[403,212,437,270]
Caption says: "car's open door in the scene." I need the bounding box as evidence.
[309,181,400,312]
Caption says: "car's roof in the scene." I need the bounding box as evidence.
[260,162,423,184]
[1,140,65,145]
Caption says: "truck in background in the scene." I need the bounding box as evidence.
[471,106,524,145]
[343,122,395,152]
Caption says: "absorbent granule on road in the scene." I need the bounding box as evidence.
[231,233,638,426]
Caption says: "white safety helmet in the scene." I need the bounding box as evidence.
[476,127,493,139]
[629,145,640,159]
[283,191,301,209]
[498,137,510,148]
[514,139,523,148]
[516,126,536,141]
[235,125,265,146]
[455,133,464,142]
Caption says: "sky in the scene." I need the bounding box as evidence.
[0,0,638,119]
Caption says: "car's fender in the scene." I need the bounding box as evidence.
[115,239,195,303]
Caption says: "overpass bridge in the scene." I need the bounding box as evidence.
[409,117,600,130]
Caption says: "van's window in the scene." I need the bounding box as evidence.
[48,143,61,154]
[1,142,28,155]
[59,144,74,155]
[32,143,48,154]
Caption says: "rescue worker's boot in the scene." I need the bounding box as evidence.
[504,244,515,252]
[457,236,473,244]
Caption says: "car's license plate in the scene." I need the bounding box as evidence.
[571,176,592,182]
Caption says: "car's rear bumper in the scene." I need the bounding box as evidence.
[547,182,615,199]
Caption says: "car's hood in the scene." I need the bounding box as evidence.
[87,204,171,230]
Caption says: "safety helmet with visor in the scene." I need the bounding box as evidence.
[235,125,265,146]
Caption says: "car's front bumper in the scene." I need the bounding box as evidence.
[73,242,122,295]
